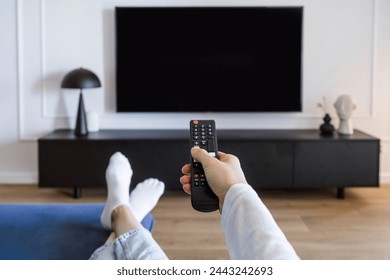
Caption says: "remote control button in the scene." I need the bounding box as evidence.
[208,140,216,152]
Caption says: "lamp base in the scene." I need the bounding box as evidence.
[75,92,88,136]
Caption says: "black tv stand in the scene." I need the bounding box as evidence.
[38,129,380,198]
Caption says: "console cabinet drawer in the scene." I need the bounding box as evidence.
[221,141,293,188]
[294,141,379,187]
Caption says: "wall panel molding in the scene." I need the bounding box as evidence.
[15,0,378,141]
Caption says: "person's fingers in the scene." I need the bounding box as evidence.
[180,174,191,185]
[182,184,191,195]
[191,146,218,164]
[181,163,191,175]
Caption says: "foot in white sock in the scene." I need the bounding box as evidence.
[101,152,133,230]
[129,178,165,221]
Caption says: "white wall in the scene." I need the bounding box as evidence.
[1,0,390,184]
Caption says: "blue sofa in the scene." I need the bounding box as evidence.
[0,203,154,260]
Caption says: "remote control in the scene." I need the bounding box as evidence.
[189,120,219,212]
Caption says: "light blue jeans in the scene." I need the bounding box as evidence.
[89,226,168,260]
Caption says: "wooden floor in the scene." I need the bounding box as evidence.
[1,184,390,260]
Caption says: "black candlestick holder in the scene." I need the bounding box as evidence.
[319,113,335,136]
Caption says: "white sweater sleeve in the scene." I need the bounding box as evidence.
[221,183,300,260]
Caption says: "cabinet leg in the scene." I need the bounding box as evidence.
[337,188,345,199]
[74,187,82,199]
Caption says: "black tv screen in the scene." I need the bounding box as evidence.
[115,6,303,112]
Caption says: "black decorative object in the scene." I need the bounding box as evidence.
[61,67,101,136]
[319,113,335,136]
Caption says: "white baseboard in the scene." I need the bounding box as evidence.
[0,172,37,184]
[380,173,390,184]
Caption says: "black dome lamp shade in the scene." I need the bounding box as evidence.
[61,67,101,136]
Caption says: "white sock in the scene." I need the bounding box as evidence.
[101,152,133,230]
[129,178,165,222]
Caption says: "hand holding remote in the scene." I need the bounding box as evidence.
[189,147,248,212]
[187,119,248,212]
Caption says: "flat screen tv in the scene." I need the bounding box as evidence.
[115,6,303,112]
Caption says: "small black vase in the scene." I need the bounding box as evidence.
[319,113,335,136]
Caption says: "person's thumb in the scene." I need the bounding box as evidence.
[191,146,215,165]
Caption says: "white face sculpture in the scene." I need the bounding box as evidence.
[334,95,356,120]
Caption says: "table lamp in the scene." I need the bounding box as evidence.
[61,67,101,136]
